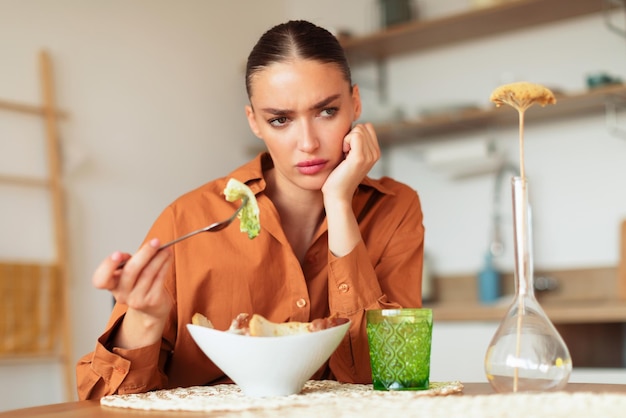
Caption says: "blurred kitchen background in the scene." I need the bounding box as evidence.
[1,0,626,410]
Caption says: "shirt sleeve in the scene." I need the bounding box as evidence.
[326,190,425,383]
[76,312,172,400]
[76,205,179,400]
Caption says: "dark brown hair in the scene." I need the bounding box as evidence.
[245,20,352,98]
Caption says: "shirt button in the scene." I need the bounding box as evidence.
[296,298,307,308]
[114,367,127,374]
[338,283,349,293]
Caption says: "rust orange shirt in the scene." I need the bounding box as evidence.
[76,153,424,400]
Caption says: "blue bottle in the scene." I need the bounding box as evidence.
[478,252,500,304]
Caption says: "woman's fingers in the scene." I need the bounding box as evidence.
[90,238,173,331]
[125,247,172,309]
[92,238,172,309]
[92,251,130,290]
[120,239,161,275]
[344,123,380,164]
[341,123,380,179]
[141,251,174,317]
[113,238,162,297]
[354,123,380,161]
[323,123,381,200]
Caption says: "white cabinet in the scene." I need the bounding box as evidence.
[430,322,497,383]
[570,369,626,384]
[430,322,626,384]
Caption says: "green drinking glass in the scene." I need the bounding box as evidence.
[366,308,433,391]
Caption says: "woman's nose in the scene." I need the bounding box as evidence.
[297,121,319,152]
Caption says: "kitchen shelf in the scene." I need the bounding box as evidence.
[339,0,621,144]
[426,266,626,324]
[427,300,626,324]
[341,0,610,64]
[375,83,626,145]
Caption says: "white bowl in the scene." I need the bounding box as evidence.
[186,318,350,397]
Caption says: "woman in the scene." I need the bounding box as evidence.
[76,20,424,400]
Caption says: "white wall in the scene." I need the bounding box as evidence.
[0,0,288,410]
[1,0,625,410]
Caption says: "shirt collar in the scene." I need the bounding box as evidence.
[227,152,268,196]
[359,174,395,196]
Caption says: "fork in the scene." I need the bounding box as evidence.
[117,196,248,269]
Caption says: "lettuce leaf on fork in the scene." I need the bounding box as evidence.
[223,178,260,239]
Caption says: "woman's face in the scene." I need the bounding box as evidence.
[245,59,361,192]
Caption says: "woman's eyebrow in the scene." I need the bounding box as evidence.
[260,107,291,116]
[309,94,341,111]
[259,94,342,115]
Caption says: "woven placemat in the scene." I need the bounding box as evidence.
[101,380,463,412]
[101,380,626,417]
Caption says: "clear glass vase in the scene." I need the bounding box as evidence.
[484,176,572,392]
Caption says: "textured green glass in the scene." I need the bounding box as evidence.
[366,309,432,391]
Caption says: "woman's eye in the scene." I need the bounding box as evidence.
[321,107,338,117]
[269,117,288,127]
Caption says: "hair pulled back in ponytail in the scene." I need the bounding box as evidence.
[245,20,352,99]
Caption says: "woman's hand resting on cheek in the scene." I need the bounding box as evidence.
[322,123,381,257]
[322,122,381,202]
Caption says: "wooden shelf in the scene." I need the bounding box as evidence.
[426,266,626,324]
[339,0,620,144]
[427,300,626,324]
[374,83,626,145]
[341,0,609,64]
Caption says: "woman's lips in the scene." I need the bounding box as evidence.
[296,159,327,175]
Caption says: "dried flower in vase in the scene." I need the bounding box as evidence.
[490,82,556,179]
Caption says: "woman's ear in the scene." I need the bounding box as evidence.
[245,105,262,139]
[351,84,362,121]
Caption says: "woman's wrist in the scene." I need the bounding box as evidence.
[112,308,167,350]
[325,196,360,257]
